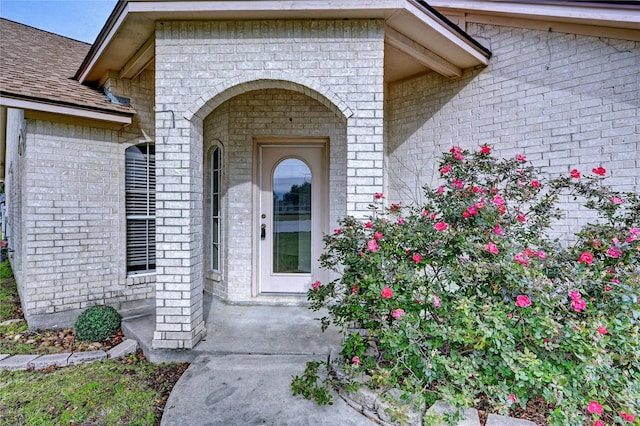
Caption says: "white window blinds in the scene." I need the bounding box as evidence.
[125,144,156,273]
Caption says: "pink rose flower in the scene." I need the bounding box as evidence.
[571,298,587,312]
[631,227,639,237]
[381,287,393,299]
[434,222,448,232]
[612,196,624,204]
[607,247,622,258]
[594,421,604,426]
[453,179,464,189]
[569,291,582,300]
[587,401,603,415]
[333,228,341,235]
[516,154,527,162]
[352,356,360,366]
[481,145,491,155]
[536,251,546,259]
[392,309,406,319]
[493,224,503,236]
[517,213,527,223]
[620,412,636,423]
[485,242,499,255]
[592,166,606,176]
[374,192,385,199]
[412,253,422,263]
[597,326,608,335]
[515,295,531,307]
[397,218,405,225]
[579,252,594,265]
[367,240,379,252]
[431,294,441,307]
[440,165,453,175]
[437,186,445,194]
[508,394,517,403]
[312,280,321,290]
[364,221,373,229]
[531,180,540,189]
[514,253,529,266]
[373,231,383,240]
[570,169,581,179]
[450,146,465,161]
[493,195,505,206]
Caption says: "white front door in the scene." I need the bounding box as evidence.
[258,142,327,294]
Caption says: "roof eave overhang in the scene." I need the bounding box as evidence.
[0,95,133,126]
[429,0,640,30]
[77,0,492,84]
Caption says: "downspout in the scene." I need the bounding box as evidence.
[0,106,6,182]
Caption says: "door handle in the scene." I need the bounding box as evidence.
[261,224,266,240]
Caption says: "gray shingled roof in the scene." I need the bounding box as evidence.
[0,18,134,116]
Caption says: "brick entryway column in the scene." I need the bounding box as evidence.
[152,118,206,350]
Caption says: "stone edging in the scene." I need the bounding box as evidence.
[329,349,536,426]
[0,339,139,371]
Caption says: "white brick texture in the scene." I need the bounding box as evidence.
[386,25,639,239]
[16,119,155,327]
[153,19,385,348]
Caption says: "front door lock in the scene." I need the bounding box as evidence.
[261,224,266,240]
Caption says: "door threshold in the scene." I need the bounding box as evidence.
[252,293,309,306]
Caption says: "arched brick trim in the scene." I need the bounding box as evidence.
[185,71,354,122]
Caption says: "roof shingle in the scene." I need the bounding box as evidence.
[0,18,134,116]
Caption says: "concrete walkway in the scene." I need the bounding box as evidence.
[121,293,377,425]
[122,294,537,426]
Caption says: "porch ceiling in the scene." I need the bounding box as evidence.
[76,0,491,85]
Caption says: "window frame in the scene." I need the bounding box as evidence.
[125,143,156,275]
[210,145,222,273]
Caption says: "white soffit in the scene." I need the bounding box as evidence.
[78,0,491,84]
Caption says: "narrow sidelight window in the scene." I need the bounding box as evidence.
[125,144,156,274]
[210,146,221,272]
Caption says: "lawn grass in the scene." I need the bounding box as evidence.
[0,262,20,322]
[0,354,186,425]
[0,260,189,425]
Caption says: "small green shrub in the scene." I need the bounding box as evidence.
[75,305,121,342]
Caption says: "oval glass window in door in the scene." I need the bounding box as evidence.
[272,158,312,274]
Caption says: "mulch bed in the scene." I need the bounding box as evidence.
[117,349,190,424]
[475,394,550,425]
[0,326,126,354]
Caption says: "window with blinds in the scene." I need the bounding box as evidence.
[125,144,156,274]
[210,146,221,272]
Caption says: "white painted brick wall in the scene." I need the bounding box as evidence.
[16,119,155,327]
[153,19,385,348]
[4,69,158,328]
[387,25,639,239]
[202,88,347,301]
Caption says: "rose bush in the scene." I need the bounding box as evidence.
[299,146,639,425]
